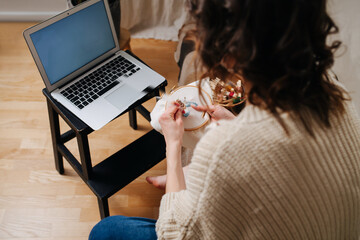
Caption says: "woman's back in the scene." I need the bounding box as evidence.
[157,87,360,239]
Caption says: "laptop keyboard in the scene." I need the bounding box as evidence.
[60,55,140,109]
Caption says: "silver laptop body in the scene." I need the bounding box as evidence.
[24,0,165,130]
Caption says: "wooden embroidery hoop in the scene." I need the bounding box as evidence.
[165,85,213,131]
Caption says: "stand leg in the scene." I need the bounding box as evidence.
[129,108,137,130]
[46,100,64,174]
[135,105,151,122]
[97,197,110,219]
[76,133,93,180]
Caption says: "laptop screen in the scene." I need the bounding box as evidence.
[30,0,115,85]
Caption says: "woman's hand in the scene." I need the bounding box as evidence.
[192,104,235,121]
[159,102,186,193]
[159,102,184,148]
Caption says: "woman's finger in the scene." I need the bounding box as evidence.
[191,105,206,112]
[166,102,181,120]
[174,106,183,122]
[192,105,215,113]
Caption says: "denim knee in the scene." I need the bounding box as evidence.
[89,215,157,240]
[89,216,123,240]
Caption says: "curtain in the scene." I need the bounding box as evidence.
[120,0,188,41]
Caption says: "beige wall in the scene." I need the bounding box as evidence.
[0,0,67,21]
[329,0,360,114]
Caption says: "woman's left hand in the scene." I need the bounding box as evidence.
[159,102,184,148]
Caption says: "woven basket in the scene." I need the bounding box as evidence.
[211,79,246,108]
[215,96,246,107]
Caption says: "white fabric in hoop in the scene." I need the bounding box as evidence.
[150,79,217,149]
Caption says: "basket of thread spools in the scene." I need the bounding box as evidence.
[210,78,246,108]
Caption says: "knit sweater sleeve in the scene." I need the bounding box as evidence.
[156,123,230,240]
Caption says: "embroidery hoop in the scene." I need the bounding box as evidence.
[165,85,213,131]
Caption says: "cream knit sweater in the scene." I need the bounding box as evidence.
[156,96,360,239]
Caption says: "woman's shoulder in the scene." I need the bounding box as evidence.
[202,105,281,140]
[194,106,284,162]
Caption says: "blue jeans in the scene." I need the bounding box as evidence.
[89,215,157,240]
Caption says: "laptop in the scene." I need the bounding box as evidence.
[23,0,166,130]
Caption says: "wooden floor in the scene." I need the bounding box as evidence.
[0,22,179,239]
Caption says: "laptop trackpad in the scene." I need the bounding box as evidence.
[105,84,142,111]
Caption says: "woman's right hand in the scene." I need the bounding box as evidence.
[192,104,235,121]
[159,102,184,148]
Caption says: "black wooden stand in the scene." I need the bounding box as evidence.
[43,53,167,219]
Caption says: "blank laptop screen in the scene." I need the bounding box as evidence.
[30,0,115,85]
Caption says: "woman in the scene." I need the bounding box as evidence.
[89,0,360,239]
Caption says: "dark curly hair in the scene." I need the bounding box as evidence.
[188,0,348,136]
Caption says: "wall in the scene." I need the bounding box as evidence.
[0,0,67,21]
[329,0,360,114]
